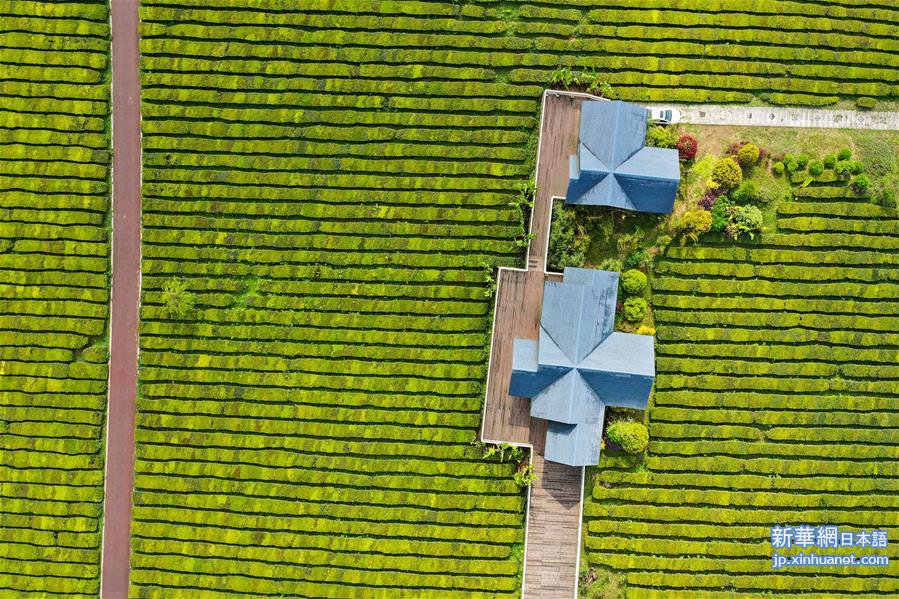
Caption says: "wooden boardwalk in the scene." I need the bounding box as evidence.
[481,91,594,599]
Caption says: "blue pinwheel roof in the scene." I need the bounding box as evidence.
[509,267,655,467]
[566,101,680,214]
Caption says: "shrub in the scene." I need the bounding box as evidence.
[548,201,589,270]
[837,148,852,160]
[881,189,897,209]
[796,154,810,169]
[161,278,196,318]
[654,235,672,254]
[784,154,799,172]
[736,143,759,166]
[698,186,725,210]
[672,209,712,243]
[625,248,652,269]
[710,157,742,190]
[606,421,649,454]
[726,205,764,239]
[513,464,537,488]
[635,325,656,336]
[621,269,648,295]
[856,97,876,110]
[852,174,872,194]
[710,197,732,232]
[773,161,785,175]
[808,160,824,176]
[823,154,836,168]
[646,124,678,149]
[598,258,624,272]
[834,160,853,179]
[676,134,698,160]
[731,180,758,204]
[848,161,865,175]
[622,297,648,322]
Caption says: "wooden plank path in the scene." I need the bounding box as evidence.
[101,0,142,596]
[481,90,594,599]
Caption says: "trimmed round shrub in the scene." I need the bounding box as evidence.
[623,297,648,322]
[773,161,785,175]
[852,174,872,193]
[606,421,649,454]
[849,161,865,175]
[621,269,647,295]
[676,134,698,160]
[711,157,742,190]
[837,148,852,161]
[808,160,824,176]
[736,143,760,166]
[784,155,799,173]
[796,154,810,169]
[823,154,836,169]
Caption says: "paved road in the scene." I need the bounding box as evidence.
[646,104,899,130]
[101,0,141,596]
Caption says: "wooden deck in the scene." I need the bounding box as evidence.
[522,455,583,599]
[482,92,587,445]
[480,91,594,599]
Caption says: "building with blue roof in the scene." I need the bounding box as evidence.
[566,100,680,214]
[509,267,655,467]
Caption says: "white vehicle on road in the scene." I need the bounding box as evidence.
[647,107,682,125]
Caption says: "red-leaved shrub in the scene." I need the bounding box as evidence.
[676,134,698,160]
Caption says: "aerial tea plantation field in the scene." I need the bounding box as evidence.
[0,0,111,596]
[130,1,899,597]
[585,181,899,597]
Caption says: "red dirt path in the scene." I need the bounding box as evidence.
[101,1,141,596]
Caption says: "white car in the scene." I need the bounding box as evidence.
[648,107,682,125]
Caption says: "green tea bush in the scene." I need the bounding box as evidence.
[837,148,852,160]
[606,421,649,454]
[623,297,649,322]
[621,269,648,295]
[823,154,837,168]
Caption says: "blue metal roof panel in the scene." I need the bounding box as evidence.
[579,100,646,169]
[544,417,605,467]
[565,100,680,214]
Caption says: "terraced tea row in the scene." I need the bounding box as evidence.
[0,1,110,596]
[141,0,899,106]
[584,185,898,597]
